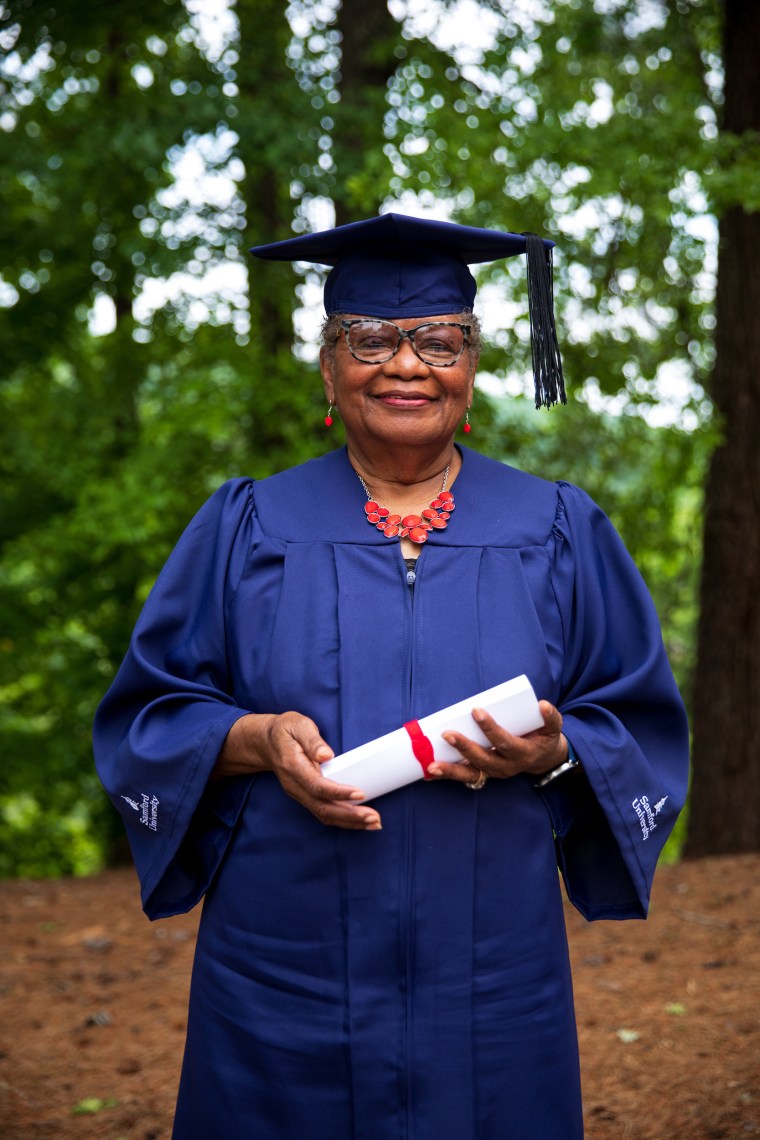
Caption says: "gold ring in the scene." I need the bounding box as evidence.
[466,770,487,791]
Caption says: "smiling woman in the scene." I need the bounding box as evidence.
[94,211,689,1140]
[319,310,477,514]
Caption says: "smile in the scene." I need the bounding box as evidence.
[374,393,435,408]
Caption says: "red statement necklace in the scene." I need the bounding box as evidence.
[355,465,455,545]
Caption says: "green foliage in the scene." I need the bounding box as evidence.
[385,0,726,408]
[0,0,259,874]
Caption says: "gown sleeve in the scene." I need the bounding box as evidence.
[537,481,690,922]
[93,478,257,920]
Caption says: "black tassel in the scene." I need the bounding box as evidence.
[522,232,566,409]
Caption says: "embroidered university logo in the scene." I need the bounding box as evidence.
[122,793,159,830]
[631,794,661,841]
[139,793,159,831]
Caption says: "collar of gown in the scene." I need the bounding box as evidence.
[253,445,557,548]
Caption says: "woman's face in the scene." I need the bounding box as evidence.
[320,315,477,454]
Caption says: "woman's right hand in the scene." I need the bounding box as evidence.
[212,711,382,831]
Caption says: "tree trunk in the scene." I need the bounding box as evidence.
[235,0,328,469]
[236,0,305,359]
[332,0,398,225]
[684,0,760,856]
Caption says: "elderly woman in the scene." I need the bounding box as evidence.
[94,213,689,1139]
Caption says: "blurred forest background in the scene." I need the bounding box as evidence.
[1,0,758,878]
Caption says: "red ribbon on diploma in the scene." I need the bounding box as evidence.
[403,720,436,778]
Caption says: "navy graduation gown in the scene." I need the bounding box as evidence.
[93,445,689,1139]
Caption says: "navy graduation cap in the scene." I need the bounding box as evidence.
[251,212,566,409]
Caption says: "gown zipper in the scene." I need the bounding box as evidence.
[401,549,420,1137]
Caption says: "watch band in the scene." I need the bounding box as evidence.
[534,741,580,788]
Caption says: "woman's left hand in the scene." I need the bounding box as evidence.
[426,700,567,786]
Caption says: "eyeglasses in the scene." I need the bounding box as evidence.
[341,319,470,367]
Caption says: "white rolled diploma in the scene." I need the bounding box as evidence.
[321,674,544,802]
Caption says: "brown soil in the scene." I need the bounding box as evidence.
[0,855,758,1139]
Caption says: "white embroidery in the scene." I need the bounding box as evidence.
[654,797,668,815]
[138,793,159,831]
[123,793,159,830]
[632,794,659,841]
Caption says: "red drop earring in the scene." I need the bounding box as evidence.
[325,404,334,427]
[463,406,472,434]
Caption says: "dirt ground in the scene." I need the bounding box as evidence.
[0,855,758,1139]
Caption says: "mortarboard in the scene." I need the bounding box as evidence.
[250,213,565,408]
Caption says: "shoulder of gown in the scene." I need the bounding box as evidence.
[253,445,569,547]
[93,476,260,919]
[536,478,690,920]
